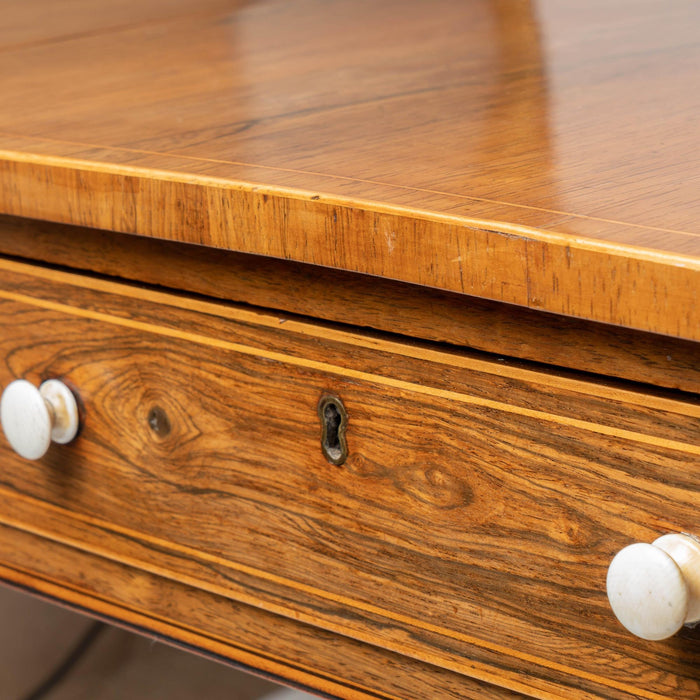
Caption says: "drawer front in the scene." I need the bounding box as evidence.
[0,258,698,699]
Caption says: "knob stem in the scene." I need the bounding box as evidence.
[40,379,79,445]
[654,533,700,625]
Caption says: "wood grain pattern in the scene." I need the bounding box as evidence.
[0,0,699,337]
[2,215,699,395]
[0,526,526,700]
[0,0,241,49]
[0,260,697,699]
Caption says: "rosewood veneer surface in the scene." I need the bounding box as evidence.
[0,0,699,337]
[0,1,698,698]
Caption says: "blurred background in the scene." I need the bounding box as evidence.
[0,584,315,700]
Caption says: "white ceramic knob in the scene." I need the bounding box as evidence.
[607,533,700,640]
[1,379,79,460]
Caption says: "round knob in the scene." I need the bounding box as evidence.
[607,533,700,640]
[1,379,79,460]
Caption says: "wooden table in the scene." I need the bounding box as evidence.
[0,1,698,697]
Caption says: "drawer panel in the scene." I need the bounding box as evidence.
[0,524,526,700]
[0,258,698,699]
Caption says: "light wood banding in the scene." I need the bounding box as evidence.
[0,261,698,699]
[1,0,700,337]
[1,216,699,395]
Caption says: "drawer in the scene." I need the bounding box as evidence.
[0,258,698,699]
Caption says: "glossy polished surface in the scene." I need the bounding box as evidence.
[0,0,699,336]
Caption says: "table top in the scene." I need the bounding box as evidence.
[1,0,699,340]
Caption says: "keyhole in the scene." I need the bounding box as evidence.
[317,395,348,465]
